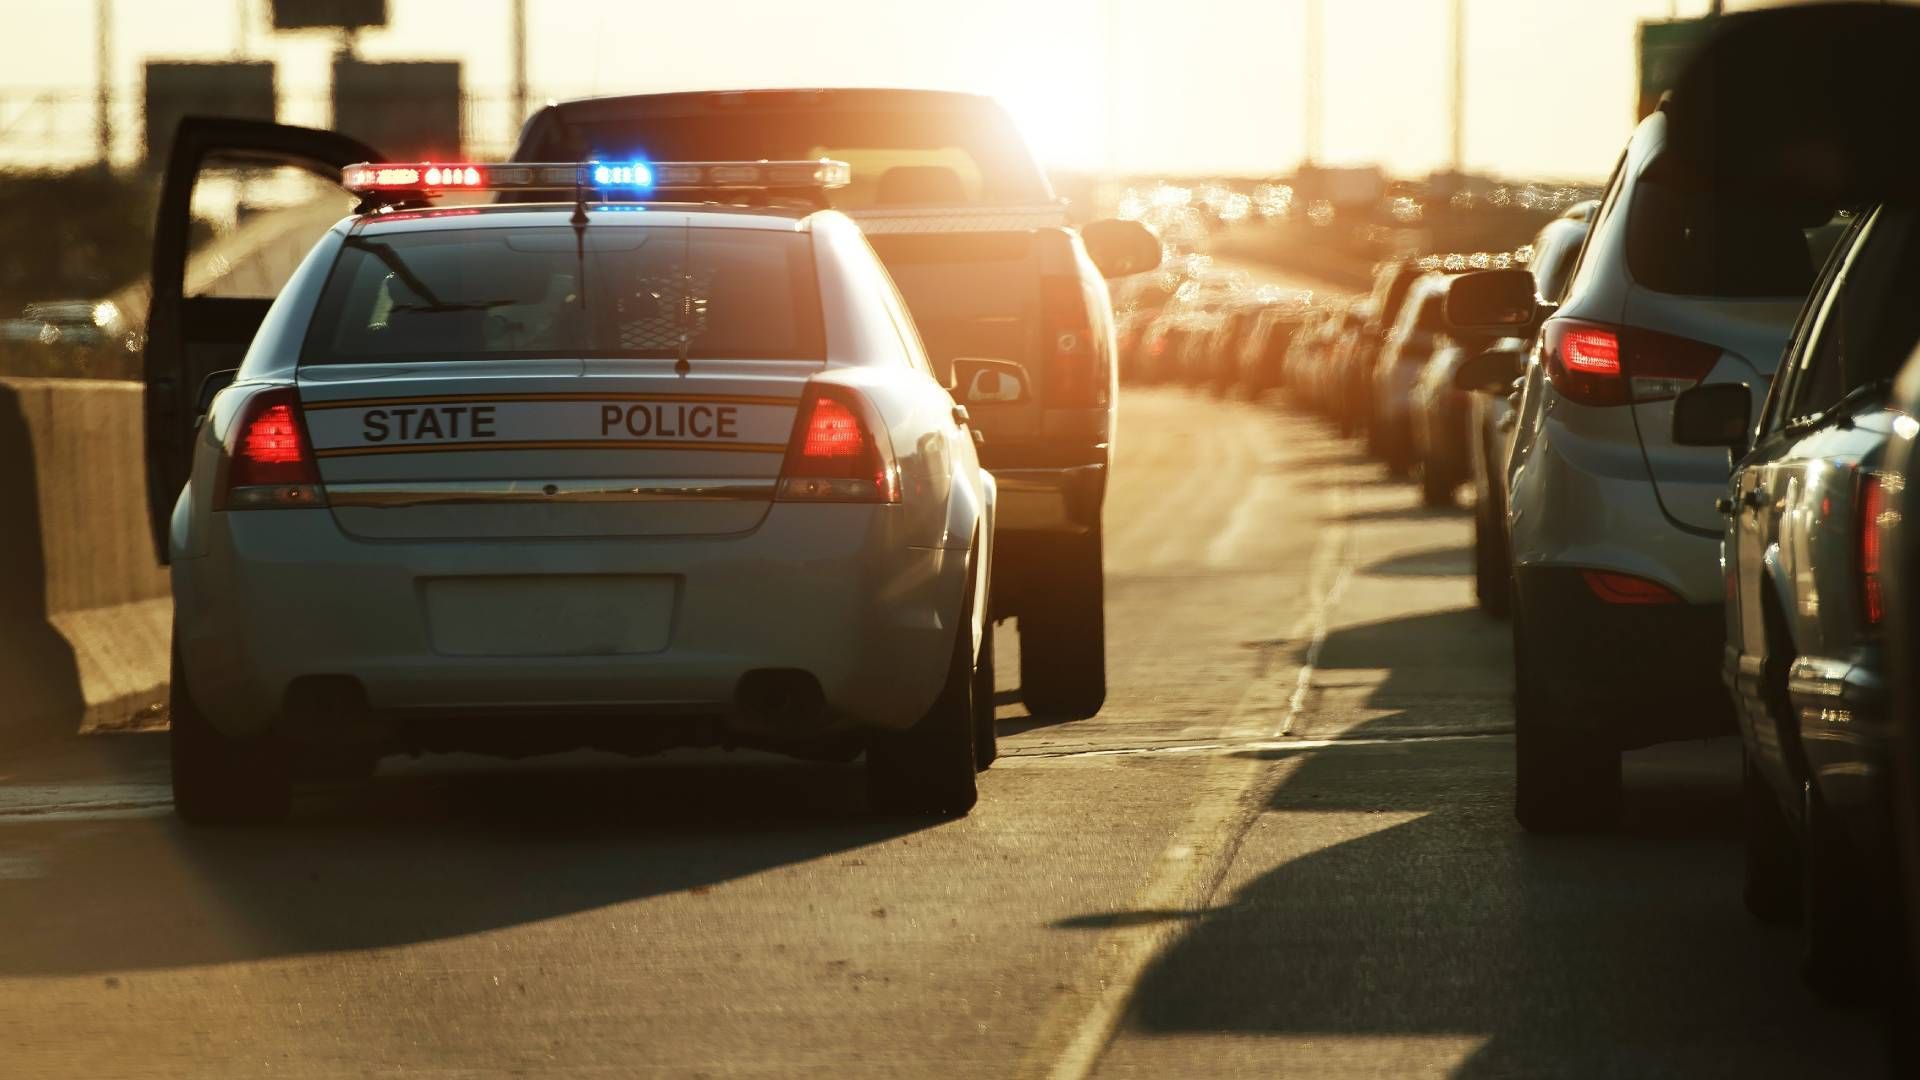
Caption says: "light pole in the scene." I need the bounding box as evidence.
[511,0,529,129]
[1449,0,1465,174]
[96,0,112,167]
[1303,0,1322,167]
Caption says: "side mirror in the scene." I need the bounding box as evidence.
[1445,270,1538,340]
[1672,382,1752,451]
[953,358,1029,406]
[193,368,239,426]
[1081,218,1163,279]
[1453,347,1525,394]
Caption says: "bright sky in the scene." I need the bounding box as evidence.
[0,0,1852,179]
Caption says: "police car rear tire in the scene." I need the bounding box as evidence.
[1018,530,1106,721]
[973,616,999,771]
[169,644,291,826]
[867,593,979,817]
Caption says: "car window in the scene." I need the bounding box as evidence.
[1762,211,1869,434]
[1626,159,1837,299]
[1783,206,1920,421]
[1559,150,1626,306]
[301,226,825,364]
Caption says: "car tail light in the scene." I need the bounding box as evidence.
[1042,277,1103,408]
[1860,473,1888,627]
[1544,319,1721,407]
[1580,569,1682,605]
[777,386,900,503]
[217,387,325,510]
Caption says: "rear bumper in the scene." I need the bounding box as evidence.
[172,504,968,745]
[1515,565,1733,748]
[991,464,1105,536]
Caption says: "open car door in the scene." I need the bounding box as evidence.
[144,117,384,563]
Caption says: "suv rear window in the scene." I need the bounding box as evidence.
[301,226,823,365]
[1626,174,1834,298]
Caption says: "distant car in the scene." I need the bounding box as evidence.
[1234,297,1310,397]
[147,125,1002,822]
[1368,274,1452,479]
[1348,261,1423,444]
[1446,103,1836,832]
[512,88,1162,721]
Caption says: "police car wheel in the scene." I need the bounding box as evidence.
[1511,606,1620,833]
[1018,530,1106,721]
[867,590,980,817]
[169,644,291,826]
[973,616,999,771]
[1419,462,1452,507]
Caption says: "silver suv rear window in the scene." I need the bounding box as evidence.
[301,226,824,364]
[1626,177,1836,298]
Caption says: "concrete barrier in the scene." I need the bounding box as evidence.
[1,377,170,752]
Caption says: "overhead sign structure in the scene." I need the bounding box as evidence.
[270,0,387,29]
[332,60,462,160]
[142,62,277,165]
[1637,17,1715,120]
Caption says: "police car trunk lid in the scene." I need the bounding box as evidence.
[298,359,808,539]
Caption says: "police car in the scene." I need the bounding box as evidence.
[146,121,1001,823]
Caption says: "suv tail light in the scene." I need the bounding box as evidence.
[777,386,900,503]
[216,387,324,510]
[1860,472,1888,627]
[1544,318,1722,407]
[1041,276,1103,407]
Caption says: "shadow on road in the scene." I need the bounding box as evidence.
[1361,545,1474,577]
[1098,719,1887,1076]
[0,750,930,977]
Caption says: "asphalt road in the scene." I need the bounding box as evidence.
[0,387,1890,1078]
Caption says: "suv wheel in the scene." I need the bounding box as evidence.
[1800,780,1883,1002]
[169,642,292,826]
[1419,462,1452,507]
[1512,603,1621,832]
[1018,529,1106,720]
[1472,495,1510,617]
[1741,751,1800,924]
[868,574,980,817]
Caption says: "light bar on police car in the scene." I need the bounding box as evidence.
[341,159,852,197]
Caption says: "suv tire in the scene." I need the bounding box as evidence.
[1018,529,1106,720]
[169,642,292,826]
[1512,604,1621,832]
[1473,495,1511,617]
[1741,751,1800,924]
[1800,780,1883,1002]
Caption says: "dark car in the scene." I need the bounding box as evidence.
[511,89,1160,720]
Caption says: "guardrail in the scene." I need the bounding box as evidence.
[0,377,169,751]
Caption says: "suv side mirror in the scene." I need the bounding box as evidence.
[1445,270,1538,340]
[1453,346,1525,393]
[1082,218,1163,279]
[953,358,1029,405]
[1672,382,1752,450]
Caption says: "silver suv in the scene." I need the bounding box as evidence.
[1445,106,1837,830]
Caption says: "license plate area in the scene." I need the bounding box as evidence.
[421,575,677,657]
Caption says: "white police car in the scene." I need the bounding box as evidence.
[144,121,1001,822]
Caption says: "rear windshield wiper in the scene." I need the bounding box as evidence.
[1786,376,1892,436]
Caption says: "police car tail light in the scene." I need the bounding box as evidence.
[217,388,324,510]
[1544,319,1720,408]
[1860,472,1890,627]
[777,388,900,504]
[1042,277,1102,408]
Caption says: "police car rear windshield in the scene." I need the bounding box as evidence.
[300,226,825,365]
